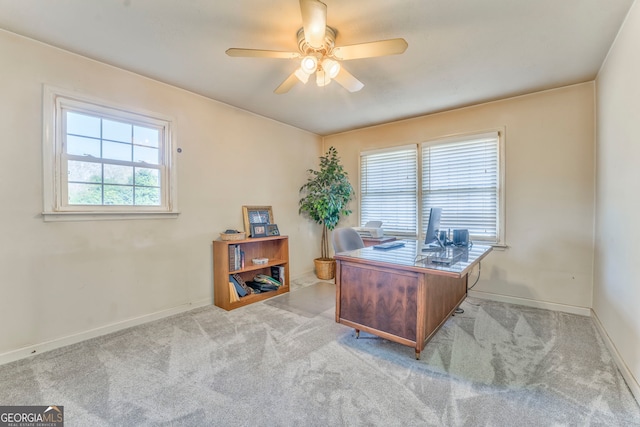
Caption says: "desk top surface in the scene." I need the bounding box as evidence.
[334,240,492,276]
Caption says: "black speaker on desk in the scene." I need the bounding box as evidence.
[453,229,469,246]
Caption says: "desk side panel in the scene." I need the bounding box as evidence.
[422,274,468,343]
[338,262,419,342]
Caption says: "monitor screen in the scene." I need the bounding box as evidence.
[424,207,443,249]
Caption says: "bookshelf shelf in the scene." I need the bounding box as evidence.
[229,258,288,274]
[213,235,289,311]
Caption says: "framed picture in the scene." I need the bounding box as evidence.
[243,205,274,236]
[266,224,280,236]
[250,223,268,238]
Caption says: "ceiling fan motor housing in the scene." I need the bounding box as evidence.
[297,26,337,59]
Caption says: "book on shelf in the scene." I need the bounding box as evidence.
[246,280,278,292]
[270,266,286,287]
[229,274,248,297]
[249,274,282,292]
[228,245,236,271]
[231,273,253,295]
[228,281,240,302]
[228,245,243,271]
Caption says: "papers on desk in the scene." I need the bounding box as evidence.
[373,241,405,250]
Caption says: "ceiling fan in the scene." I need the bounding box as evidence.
[226,0,408,94]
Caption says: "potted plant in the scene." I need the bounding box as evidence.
[299,146,354,279]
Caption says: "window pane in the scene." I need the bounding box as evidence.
[68,183,102,205]
[135,168,160,187]
[422,135,499,242]
[104,185,133,205]
[47,90,175,215]
[104,164,133,185]
[103,119,132,143]
[361,193,417,233]
[134,126,159,148]
[135,187,161,206]
[424,191,498,239]
[360,147,418,236]
[103,141,132,162]
[68,160,101,183]
[66,112,100,138]
[134,145,159,164]
[67,135,100,157]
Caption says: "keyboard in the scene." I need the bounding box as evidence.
[373,241,405,250]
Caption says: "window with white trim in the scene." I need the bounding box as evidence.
[360,145,418,236]
[359,131,504,244]
[43,86,178,220]
[422,132,501,243]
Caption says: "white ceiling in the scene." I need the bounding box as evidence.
[0,0,634,135]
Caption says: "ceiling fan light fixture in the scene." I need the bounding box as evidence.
[316,69,330,87]
[226,0,406,94]
[321,58,340,78]
[294,68,310,84]
[300,55,318,74]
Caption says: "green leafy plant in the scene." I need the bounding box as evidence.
[299,146,354,259]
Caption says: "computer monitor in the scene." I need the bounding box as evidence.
[423,207,443,251]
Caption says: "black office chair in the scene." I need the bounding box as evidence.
[332,227,365,253]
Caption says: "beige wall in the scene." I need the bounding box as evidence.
[324,83,596,312]
[595,0,640,398]
[0,30,322,361]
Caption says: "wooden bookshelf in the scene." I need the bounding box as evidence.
[213,235,289,310]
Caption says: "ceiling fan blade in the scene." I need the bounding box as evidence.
[300,0,327,48]
[333,67,364,92]
[332,38,408,61]
[226,48,300,59]
[274,70,301,94]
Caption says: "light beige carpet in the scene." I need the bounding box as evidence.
[264,281,335,317]
[1,285,638,426]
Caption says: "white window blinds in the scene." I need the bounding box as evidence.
[360,145,418,236]
[421,132,499,242]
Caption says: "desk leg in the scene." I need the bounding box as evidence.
[415,350,421,360]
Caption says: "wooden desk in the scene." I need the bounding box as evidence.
[334,241,492,359]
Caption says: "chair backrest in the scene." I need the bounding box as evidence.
[332,228,365,253]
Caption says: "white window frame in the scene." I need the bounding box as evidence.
[42,86,179,221]
[360,144,419,237]
[421,130,505,246]
[359,129,506,246]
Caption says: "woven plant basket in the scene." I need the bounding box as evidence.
[220,232,246,241]
[314,258,336,280]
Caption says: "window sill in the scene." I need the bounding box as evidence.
[489,243,508,250]
[42,211,180,222]
[385,236,508,250]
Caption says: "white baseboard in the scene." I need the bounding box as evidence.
[467,290,592,316]
[0,298,211,366]
[591,310,640,405]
